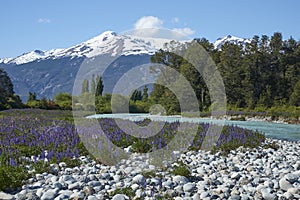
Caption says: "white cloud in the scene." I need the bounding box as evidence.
[172,28,195,37]
[38,18,51,24]
[172,17,179,23]
[132,16,195,39]
[134,16,163,29]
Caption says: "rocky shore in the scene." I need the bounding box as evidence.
[1,138,299,200]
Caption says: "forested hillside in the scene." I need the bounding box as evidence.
[150,32,300,114]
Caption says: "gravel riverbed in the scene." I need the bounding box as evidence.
[1,138,300,200]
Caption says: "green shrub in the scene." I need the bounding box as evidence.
[0,165,29,192]
[171,161,191,178]
[111,187,135,198]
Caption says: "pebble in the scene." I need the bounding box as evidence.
[5,138,299,200]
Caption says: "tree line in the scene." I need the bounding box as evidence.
[149,32,300,114]
[1,32,299,117]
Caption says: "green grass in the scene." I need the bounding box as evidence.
[110,187,135,198]
[170,161,191,178]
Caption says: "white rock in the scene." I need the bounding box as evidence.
[283,192,294,199]
[0,192,14,200]
[192,193,200,200]
[87,195,98,200]
[183,183,196,192]
[68,182,80,190]
[131,183,139,191]
[230,172,241,180]
[261,188,275,200]
[173,175,189,184]
[279,178,293,191]
[135,189,145,198]
[41,189,58,200]
[287,187,299,194]
[69,192,85,199]
[132,174,146,185]
[112,194,129,200]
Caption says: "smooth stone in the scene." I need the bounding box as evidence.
[69,192,85,200]
[174,197,183,200]
[101,173,110,179]
[183,183,196,192]
[131,183,139,191]
[240,194,250,200]
[68,182,81,190]
[132,174,146,185]
[279,178,293,191]
[162,180,173,188]
[83,186,95,196]
[30,182,43,189]
[283,192,294,199]
[173,175,189,184]
[192,193,200,200]
[0,192,15,200]
[287,187,299,194]
[41,189,58,200]
[88,181,101,187]
[231,172,241,180]
[174,185,183,194]
[113,175,121,182]
[87,196,98,200]
[261,188,275,200]
[36,188,43,197]
[24,193,40,200]
[150,178,160,185]
[59,162,67,168]
[228,195,241,200]
[58,190,73,196]
[285,173,299,184]
[135,189,145,198]
[54,193,71,200]
[200,191,209,198]
[112,194,129,200]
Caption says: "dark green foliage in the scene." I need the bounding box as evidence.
[0,68,14,98]
[54,93,72,110]
[171,161,191,178]
[141,170,157,178]
[290,80,300,106]
[81,79,89,94]
[142,86,149,101]
[0,68,23,110]
[27,92,37,102]
[150,32,300,113]
[0,164,30,192]
[111,187,135,198]
[263,141,280,150]
[91,74,96,94]
[130,89,142,102]
[95,75,104,97]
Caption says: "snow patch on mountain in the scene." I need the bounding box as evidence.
[1,31,187,65]
[0,32,252,65]
[214,35,251,49]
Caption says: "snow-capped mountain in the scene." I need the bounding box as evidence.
[0,31,251,101]
[1,31,184,65]
[214,35,251,49]
[0,31,188,101]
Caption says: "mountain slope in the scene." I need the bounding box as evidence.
[0,31,186,101]
[214,35,251,49]
[0,32,251,101]
[1,31,183,65]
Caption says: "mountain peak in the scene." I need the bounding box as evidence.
[214,35,251,49]
[85,31,117,44]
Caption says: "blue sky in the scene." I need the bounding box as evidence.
[1,0,300,58]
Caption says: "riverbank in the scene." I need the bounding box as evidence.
[224,115,300,125]
[1,138,299,200]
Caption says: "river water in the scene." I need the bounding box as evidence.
[87,113,300,141]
